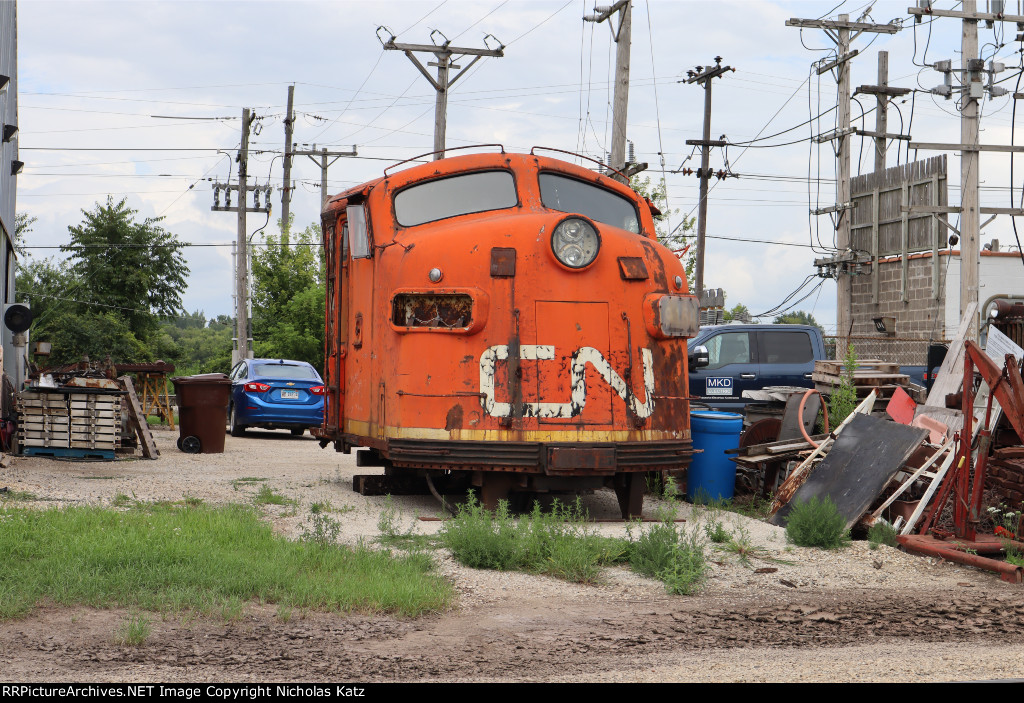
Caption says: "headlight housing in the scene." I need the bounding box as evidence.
[551,217,601,269]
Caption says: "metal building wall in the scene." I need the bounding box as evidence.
[0,0,17,381]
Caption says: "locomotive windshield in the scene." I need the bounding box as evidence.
[539,173,639,233]
[394,170,517,227]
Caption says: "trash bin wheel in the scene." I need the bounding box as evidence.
[176,437,183,451]
[181,435,202,454]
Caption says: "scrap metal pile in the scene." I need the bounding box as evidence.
[731,309,1024,583]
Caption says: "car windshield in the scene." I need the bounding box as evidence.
[253,363,318,380]
[394,170,517,227]
[539,173,639,233]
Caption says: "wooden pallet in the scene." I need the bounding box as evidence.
[118,376,159,459]
[812,371,910,386]
[814,359,901,376]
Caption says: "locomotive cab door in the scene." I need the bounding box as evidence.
[323,211,350,438]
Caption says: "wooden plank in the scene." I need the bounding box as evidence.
[118,376,159,459]
[925,301,978,407]
[870,436,955,519]
[900,451,959,536]
[70,419,118,429]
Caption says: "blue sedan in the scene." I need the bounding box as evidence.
[227,358,325,437]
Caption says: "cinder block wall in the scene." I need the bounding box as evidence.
[851,254,946,340]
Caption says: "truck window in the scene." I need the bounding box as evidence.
[761,331,813,364]
[705,332,752,370]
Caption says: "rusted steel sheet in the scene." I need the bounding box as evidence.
[64,377,120,390]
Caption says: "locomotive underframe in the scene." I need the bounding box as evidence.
[331,434,694,517]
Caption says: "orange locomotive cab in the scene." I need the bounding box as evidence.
[317,148,700,517]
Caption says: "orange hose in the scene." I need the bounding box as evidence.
[798,389,829,448]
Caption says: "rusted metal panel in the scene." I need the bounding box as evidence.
[617,256,648,280]
[490,247,517,277]
[547,446,616,474]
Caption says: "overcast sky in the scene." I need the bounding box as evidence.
[14,0,1018,331]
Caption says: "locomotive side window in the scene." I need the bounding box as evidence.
[539,173,639,233]
[394,171,517,227]
[348,205,371,258]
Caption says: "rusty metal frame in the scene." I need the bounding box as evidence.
[899,340,1024,582]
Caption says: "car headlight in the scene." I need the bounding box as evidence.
[551,217,600,269]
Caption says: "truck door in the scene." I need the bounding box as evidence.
[688,330,759,410]
[756,329,815,390]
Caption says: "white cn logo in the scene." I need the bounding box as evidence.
[478,345,655,419]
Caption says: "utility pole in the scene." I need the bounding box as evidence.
[211,108,272,366]
[854,52,912,173]
[907,0,1024,341]
[584,0,633,182]
[787,13,900,356]
[380,28,504,160]
[291,145,358,208]
[684,57,734,299]
[281,85,295,232]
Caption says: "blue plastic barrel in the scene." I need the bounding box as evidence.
[687,411,744,502]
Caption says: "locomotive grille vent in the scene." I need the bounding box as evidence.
[392,293,474,328]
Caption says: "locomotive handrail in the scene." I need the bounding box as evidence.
[383,144,507,177]
[529,146,630,182]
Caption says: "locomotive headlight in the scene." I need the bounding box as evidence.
[551,217,600,269]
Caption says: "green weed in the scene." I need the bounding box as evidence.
[230,477,267,491]
[784,496,850,549]
[867,520,899,549]
[440,494,626,583]
[115,613,151,646]
[1,490,37,502]
[253,484,294,508]
[828,344,859,426]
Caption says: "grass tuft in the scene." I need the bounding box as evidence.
[440,494,626,584]
[784,496,850,549]
[115,613,151,646]
[867,520,899,549]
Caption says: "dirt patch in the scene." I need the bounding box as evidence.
[2,429,1024,682]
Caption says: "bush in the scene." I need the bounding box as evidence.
[867,520,898,549]
[628,520,709,595]
[784,496,850,549]
[439,494,627,583]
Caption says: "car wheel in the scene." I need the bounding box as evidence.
[290,428,304,437]
[229,404,246,437]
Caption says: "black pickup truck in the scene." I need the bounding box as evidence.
[686,324,929,412]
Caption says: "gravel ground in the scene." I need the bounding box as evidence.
[2,426,1023,682]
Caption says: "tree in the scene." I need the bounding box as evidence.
[723,304,752,323]
[250,222,325,371]
[774,310,823,331]
[13,213,36,256]
[62,197,188,341]
[630,175,697,281]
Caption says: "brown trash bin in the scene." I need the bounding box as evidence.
[172,374,232,453]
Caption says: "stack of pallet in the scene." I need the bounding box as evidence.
[17,390,121,459]
[69,393,120,455]
[812,359,926,403]
[17,391,70,454]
